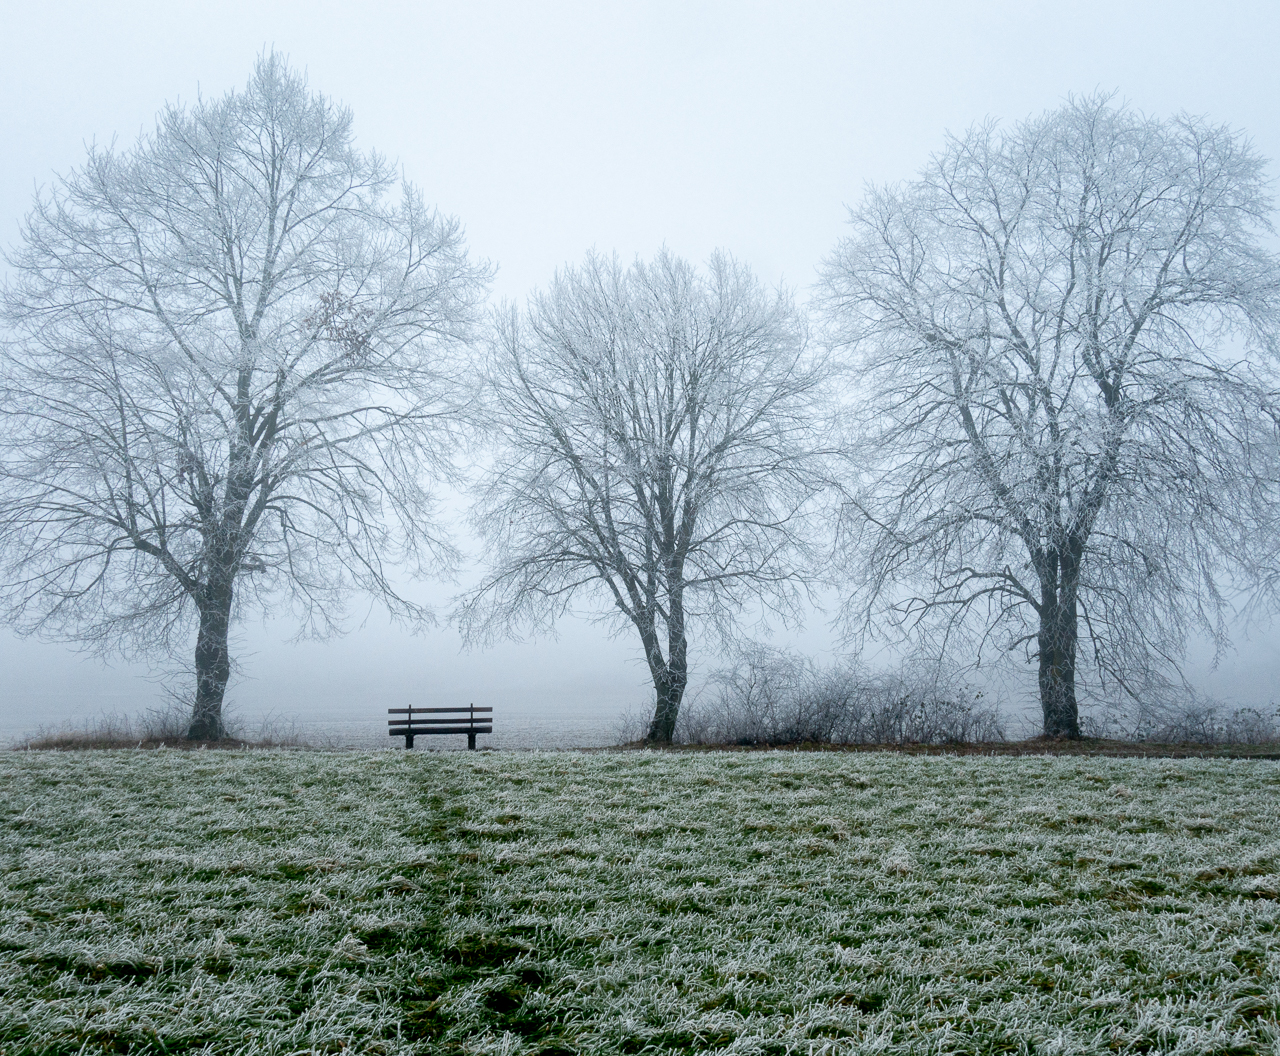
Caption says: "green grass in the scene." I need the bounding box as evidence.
[1,749,1278,1054]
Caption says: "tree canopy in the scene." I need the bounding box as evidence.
[820,94,1280,736]
[459,252,829,742]
[0,54,489,737]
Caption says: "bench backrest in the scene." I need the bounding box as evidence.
[388,706,493,716]
[389,706,492,721]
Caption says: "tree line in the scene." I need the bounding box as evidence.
[2,55,1278,743]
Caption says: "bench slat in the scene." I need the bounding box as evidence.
[387,707,492,714]
[389,717,493,728]
[384,716,488,727]
[389,726,493,736]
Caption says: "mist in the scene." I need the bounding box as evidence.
[2,0,1278,744]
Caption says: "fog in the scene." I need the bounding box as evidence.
[2,0,1278,743]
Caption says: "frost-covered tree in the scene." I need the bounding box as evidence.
[0,54,489,738]
[819,95,1280,738]
[459,252,828,743]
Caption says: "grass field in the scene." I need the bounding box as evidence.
[1,749,1278,1055]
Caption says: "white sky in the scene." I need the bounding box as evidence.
[2,0,1279,739]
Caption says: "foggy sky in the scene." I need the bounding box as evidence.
[2,0,1279,739]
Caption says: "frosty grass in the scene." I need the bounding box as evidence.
[1,750,1278,1055]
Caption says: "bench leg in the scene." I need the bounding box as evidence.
[468,731,476,751]
[405,734,414,750]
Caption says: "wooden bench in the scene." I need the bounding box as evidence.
[388,705,492,750]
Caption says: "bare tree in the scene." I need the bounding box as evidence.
[458,251,828,743]
[819,94,1280,738]
[0,54,489,738]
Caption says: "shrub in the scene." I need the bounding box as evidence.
[675,646,1005,746]
[1138,701,1280,745]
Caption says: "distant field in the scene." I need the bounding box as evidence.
[1,750,1278,1055]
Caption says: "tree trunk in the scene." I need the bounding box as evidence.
[188,576,234,740]
[644,594,689,745]
[646,665,687,744]
[1037,543,1082,739]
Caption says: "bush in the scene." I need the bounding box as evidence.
[675,646,1005,746]
[1137,701,1280,746]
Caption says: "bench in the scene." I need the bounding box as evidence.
[388,705,492,750]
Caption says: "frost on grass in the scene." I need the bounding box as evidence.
[1,751,1278,1054]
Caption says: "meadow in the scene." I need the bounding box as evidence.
[1,748,1277,1055]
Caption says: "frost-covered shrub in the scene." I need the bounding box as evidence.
[1075,694,1280,745]
[676,646,1005,745]
[1140,701,1280,745]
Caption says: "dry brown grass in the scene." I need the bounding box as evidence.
[9,707,325,751]
[615,736,1280,759]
